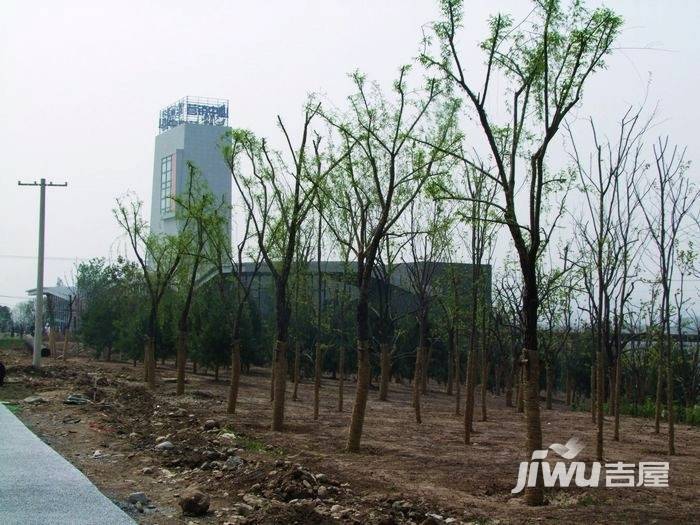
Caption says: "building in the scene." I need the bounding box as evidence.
[150,96,232,236]
[27,285,80,332]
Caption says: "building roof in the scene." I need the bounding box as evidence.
[26,286,76,301]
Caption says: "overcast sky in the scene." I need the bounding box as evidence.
[1,0,699,309]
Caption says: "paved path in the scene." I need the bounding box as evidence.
[0,403,135,524]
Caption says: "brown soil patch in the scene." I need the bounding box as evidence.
[1,346,697,524]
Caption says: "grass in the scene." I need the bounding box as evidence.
[1,402,22,414]
[222,428,285,456]
[0,336,23,350]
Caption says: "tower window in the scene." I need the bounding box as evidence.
[160,155,174,214]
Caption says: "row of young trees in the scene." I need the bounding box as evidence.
[71,0,699,507]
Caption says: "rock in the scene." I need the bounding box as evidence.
[224,456,244,470]
[155,441,174,451]
[92,450,105,459]
[331,504,343,514]
[127,492,150,505]
[135,501,144,513]
[64,393,89,405]
[203,419,220,430]
[155,435,168,443]
[220,432,236,442]
[235,502,254,515]
[420,517,444,525]
[23,395,47,404]
[178,485,210,516]
[141,467,155,475]
[317,486,328,498]
[242,494,263,508]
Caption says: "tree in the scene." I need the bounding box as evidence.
[423,0,622,504]
[637,137,699,455]
[404,197,451,423]
[114,195,186,388]
[321,68,455,451]
[172,166,218,396]
[224,104,347,430]
[0,306,12,333]
[570,105,650,456]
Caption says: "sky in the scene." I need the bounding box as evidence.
[1,0,699,310]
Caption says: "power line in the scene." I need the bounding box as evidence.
[0,254,88,261]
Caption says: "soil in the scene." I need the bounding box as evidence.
[0,344,698,524]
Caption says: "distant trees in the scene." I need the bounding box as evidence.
[77,257,144,361]
[0,306,13,333]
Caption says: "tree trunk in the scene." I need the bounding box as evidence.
[454,349,461,416]
[292,342,300,401]
[666,352,675,455]
[446,327,455,395]
[596,350,604,461]
[314,342,323,420]
[522,264,544,506]
[565,368,572,406]
[545,363,553,410]
[176,330,187,396]
[62,331,70,361]
[516,364,525,413]
[613,356,621,441]
[654,361,662,433]
[505,362,514,408]
[464,346,477,443]
[421,346,431,395]
[413,346,424,424]
[379,343,391,401]
[227,339,241,414]
[145,336,156,389]
[591,364,596,422]
[337,347,344,412]
[271,340,288,430]
[347,341,370,452]
[480,359,489,422]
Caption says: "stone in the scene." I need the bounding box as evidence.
[141,467,155,475]
[203,419,220,430]
[64,393,89,405]
[331,504,343,514]
[127,492,150,505]
[234,502,254,515]
[224,456,244,470]
[220,432,237,442]
[23,395,47,404]
[317,486,328,498]
[178,485,210,516]
[155,441,174,451]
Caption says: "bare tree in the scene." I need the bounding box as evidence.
[637,137,699,455]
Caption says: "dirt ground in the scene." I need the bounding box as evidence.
[0,344,698,524]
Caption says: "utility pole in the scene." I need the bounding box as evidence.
[18,178,68,368]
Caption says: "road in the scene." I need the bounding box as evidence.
[0,402,135,525]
